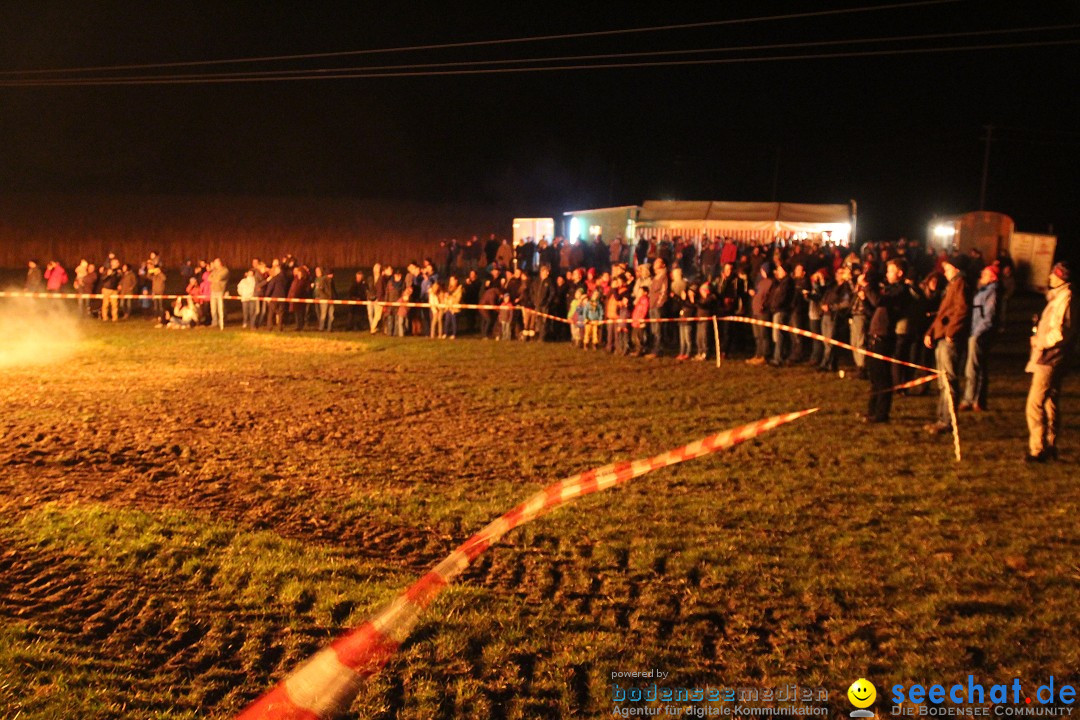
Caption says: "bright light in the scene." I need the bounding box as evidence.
[568,217,582,244]
[934,224,955,238]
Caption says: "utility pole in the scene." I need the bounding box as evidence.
[979,124,993,210]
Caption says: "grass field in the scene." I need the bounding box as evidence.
[0,303,1077,719]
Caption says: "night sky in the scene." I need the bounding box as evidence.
[2,0,1079,247]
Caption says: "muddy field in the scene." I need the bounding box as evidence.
[1,307,1078,719]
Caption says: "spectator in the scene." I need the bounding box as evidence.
[288,266,310,331]
[443,276,462,339]
[149,266,168,320]
[314,266,335,332]
[26,260,44,292]
[582,289,603,350]
[119,263,138,318]
[768,263,795,367]
[647,258,669,358]
[498,293,514,341]
[960,263,1000,411]
[100,258,122,322]
[429,281,444,338]
[747,263,774,366]
[923,256,969,435]
[347,271,368,331]
[44,261,68,293]
[694,281,718,361]
[1024,262,1075,463]
[265,265,289,331]
[238,269,257,329]
[209,258,230,330]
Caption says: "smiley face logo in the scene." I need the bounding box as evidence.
[848,678,877,709]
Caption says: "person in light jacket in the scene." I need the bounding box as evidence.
[1024,262,1075,463]
[959,263,1000,411]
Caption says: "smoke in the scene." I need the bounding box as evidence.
[0,295,83,368]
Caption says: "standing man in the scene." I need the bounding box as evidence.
[768,263,795,367]
[959,263,999,411]
[862,259,913,423]
[99,258,122,322]
[209,258,230,330]
[647,258,669,358]
[923,256,969,435]
[26,260,45,292]
[1024,262,1075,463]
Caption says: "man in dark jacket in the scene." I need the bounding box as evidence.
[924,256,969,434]
[768,263,796,367]
[861,259,914,422]
[265,265,290,331]
[817,265,853,372]
[747,263,774,365]
[647,259,670,357]
[528,265,556,341]
[347,271,368,331]
[26,260,45,292]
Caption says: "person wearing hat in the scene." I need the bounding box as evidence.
[1025,261,1075,462]
[923,255,969,434]
[959,262,1001,411]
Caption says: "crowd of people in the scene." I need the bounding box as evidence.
[21,231,1075,462]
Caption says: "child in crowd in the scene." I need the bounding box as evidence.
[583,289,603,350]
[498,293,514,341]
[396,286,412,337]
[631,286,649,356]
[677,285,696,360]
[616,283,631,355]
[568,287,586,348]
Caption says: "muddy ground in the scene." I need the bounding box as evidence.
[1,306,1077,719]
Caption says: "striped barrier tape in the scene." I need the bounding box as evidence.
[868,373,939,396]
[0,290,568,321]
[716,315,938,374]
[234,408,819,720]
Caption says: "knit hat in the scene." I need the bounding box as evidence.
[1052,261,1071,283]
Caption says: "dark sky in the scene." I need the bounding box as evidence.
[1,0,1079,244]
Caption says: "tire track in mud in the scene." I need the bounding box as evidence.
[1,355,700,718]
[0,544,353,717]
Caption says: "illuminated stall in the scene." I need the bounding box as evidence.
[564,200,854,246]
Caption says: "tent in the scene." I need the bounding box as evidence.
[564,200,853,245]
[634,200,852,243]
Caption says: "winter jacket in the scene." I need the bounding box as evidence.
[969,281,998,339]
[266,272,289,299]
[631,293,649,328]
[26,266,45,292]
[314,275,335,300]
[927,274,969,342]
[209,266,230,294]
[649,269,669,311]
[1027,282,1075,370]
[767,275,794,314]
[751,276,773,316]
[44,265,68,291]
[237,276,256,300]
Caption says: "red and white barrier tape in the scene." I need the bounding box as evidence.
[234,408,819,720]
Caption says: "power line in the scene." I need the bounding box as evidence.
[1,37,1077,87]
[4,22,1075,86]
[0,0,963,77]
